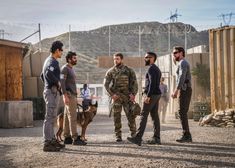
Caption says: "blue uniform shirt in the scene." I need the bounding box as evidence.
[40,55,60,89]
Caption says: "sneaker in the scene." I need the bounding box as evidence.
[176,134,192,143]
[116,136,122,142]
[43,142,60,152]
[64,137,73,144]
[72,138,87,145]
[51,139,65,148]
[147,137,161,145]
[127,136,142,146]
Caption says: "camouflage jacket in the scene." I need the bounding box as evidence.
[104,64,138,97]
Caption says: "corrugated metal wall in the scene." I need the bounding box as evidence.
[209,26,235,112]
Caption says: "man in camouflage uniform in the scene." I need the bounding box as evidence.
[104,53,138,142]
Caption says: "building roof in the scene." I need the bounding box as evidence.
[0,39,25,48]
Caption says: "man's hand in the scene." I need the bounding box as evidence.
[144,96,150,104]
[111,94,119,101]
[129,94,135,102]
[171,89,179,99]
[63,94,69,105]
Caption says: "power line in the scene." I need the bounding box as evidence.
[166,9,182,22]
[218,12,235,26]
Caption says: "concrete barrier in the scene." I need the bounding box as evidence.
[0,101,33,128]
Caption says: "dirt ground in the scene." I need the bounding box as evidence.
[0,114,235,168]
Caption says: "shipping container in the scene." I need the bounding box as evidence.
[209,26,235,112]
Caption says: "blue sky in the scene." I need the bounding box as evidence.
[0,0,234,41]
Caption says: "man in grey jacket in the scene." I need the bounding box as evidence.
[171,46,192,143]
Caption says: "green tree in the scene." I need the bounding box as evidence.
[192,63,210,92]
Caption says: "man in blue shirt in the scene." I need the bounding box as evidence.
[171,46,192,143]
[41,41,65,152]
[128,52,162,146]
[80,83,91,111]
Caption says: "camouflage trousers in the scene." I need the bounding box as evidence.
[112,100,136,138]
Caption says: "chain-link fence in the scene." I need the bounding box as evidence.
[1,22,218,113]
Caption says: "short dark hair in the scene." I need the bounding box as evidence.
[173,46,185,57]
[66,51,77,63]
[113,52,124,59]
[146,52,157,61]
[50,41,63,53]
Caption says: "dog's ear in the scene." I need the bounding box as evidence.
[89,100,92,106]
[92,101,98,107]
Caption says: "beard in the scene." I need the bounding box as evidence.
[174,56,180,62]
[115,63,122,67]
[145,60,150,66]
[71,61,77,65]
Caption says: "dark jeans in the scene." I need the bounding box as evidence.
[136,94,161,140]
[178,87,192,135]
[82,99,91,111]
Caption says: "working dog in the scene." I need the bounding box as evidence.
[56,101,98,142]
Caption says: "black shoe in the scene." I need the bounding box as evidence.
[147,138,161,145]
[51,139,65,148]
[64,137,73,144]
[72,138,87,145]
[127,136,141,146]
[116,136,122,142]
[131,132,136,138]
[176,134,192,143]
[43,142,60,152]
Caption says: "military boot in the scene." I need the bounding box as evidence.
[116,136,122,142]
[43,141,60,152]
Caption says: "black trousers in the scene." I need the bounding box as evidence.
[136,94,161,140]
[178,87,192,135]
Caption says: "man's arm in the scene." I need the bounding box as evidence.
[129,68,138,95]
[60,66,69,105]
[104,70,114,96]
[176,61,187,90]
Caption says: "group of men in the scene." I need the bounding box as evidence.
[104,48,192,146]
[40,40,193,152]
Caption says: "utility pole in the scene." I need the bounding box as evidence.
[69,24,71,51]
[184,24,191,52]
[38,23,42,51]
[0,29,10,39]
[108,25,111,56]
[138,25,144,105]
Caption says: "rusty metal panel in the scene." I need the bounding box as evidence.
[230,28,235,109]
[209,26,235,112]
[5,46,23,100]
[0,40,24,101]
[0,46,6,101]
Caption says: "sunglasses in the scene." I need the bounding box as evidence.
[145,56,153,59]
